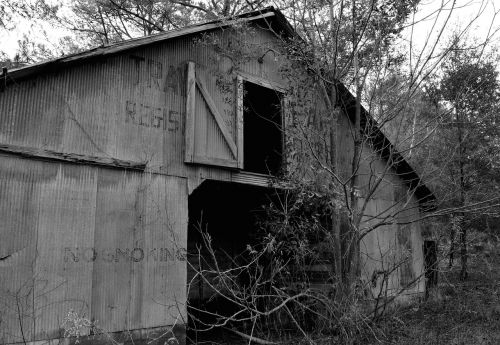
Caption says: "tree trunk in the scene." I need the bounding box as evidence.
[327,0,343,292]
[330,87,343,288]
[348,52,361,285]
[457,110,468,280]
[460,223,468,280]
[347,0,362,282]
[448,224,455,268]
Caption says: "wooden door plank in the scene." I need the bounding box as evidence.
[236,76,244,169]
[195,76,238,158]
[192,155,238,168]
[185,61,196,163]
[236,70,286,93]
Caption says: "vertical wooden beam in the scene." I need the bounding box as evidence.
[185,61,196,163]
[236,76,244,169]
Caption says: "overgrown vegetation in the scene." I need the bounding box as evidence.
[371,233,500,345]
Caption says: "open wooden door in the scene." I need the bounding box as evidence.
[184,61,243,169]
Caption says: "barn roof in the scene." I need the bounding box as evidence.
[1,7,293,82]
[0,6,435,210]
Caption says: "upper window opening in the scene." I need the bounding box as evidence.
[243,81,283,175]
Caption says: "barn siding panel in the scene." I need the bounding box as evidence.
[90,171,187,332]
[358,156,425,298]
[0,156,187,343]
[33,163,97,341]
[139,174,187,328]
[91,169,140,332]
[0,156,40,343]
[0,156,97,343]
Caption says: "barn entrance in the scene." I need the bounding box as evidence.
[186,180,272,340]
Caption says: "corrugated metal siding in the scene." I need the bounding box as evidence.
[359,161,425,298]
[233,28,285,84]
[0,155,187,343]
[0,155,97,343]
[0,24,290,183]
[0,40,189,175]
[405,194,425,293]
[91,169,139,332]
[0,156,40,343]
[0,27,287,340]
[360,197,401,295]
[33,162,97,341]
[337,109,355,181]
[138,173,187,328]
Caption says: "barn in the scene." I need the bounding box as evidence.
[0,7,435,345]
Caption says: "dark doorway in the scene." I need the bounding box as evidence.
[186,180,272,342]
[243,81,283,175]
[424,240,438,297]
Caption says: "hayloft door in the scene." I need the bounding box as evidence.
[184,61,241,169]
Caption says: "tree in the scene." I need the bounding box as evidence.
[434,41,500,279]
[1,0,274,48]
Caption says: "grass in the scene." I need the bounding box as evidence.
[373,246,500,345]
[187,242,500,344]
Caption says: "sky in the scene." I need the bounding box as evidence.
[0,0,76,59]
[1,0,499,61]
[404,0,500,50]
[397,0,500,75]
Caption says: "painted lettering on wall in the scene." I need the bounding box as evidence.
[129,55,184,94]
[125,100,181,131]
[63,247,187,263]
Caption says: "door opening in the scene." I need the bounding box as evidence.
[186,181,271,342]
[243,81,283,175]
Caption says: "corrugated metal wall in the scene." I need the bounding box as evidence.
[0,49,187,174]
[0,26,286,182]
[333,109,425,298]
[0,154,187,343]
[356,144,425,297]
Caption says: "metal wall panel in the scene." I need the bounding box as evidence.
[0,156,187,343]
[91,169,140,332]
[33,162,97,341]
[359,173,425,298]
[0,155,96,343]
[0,156,40,343]
[0,40,189,175]
[360,197,401,295]
[139,174,187,328]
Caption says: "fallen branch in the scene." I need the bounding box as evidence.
[223,326,279,345]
